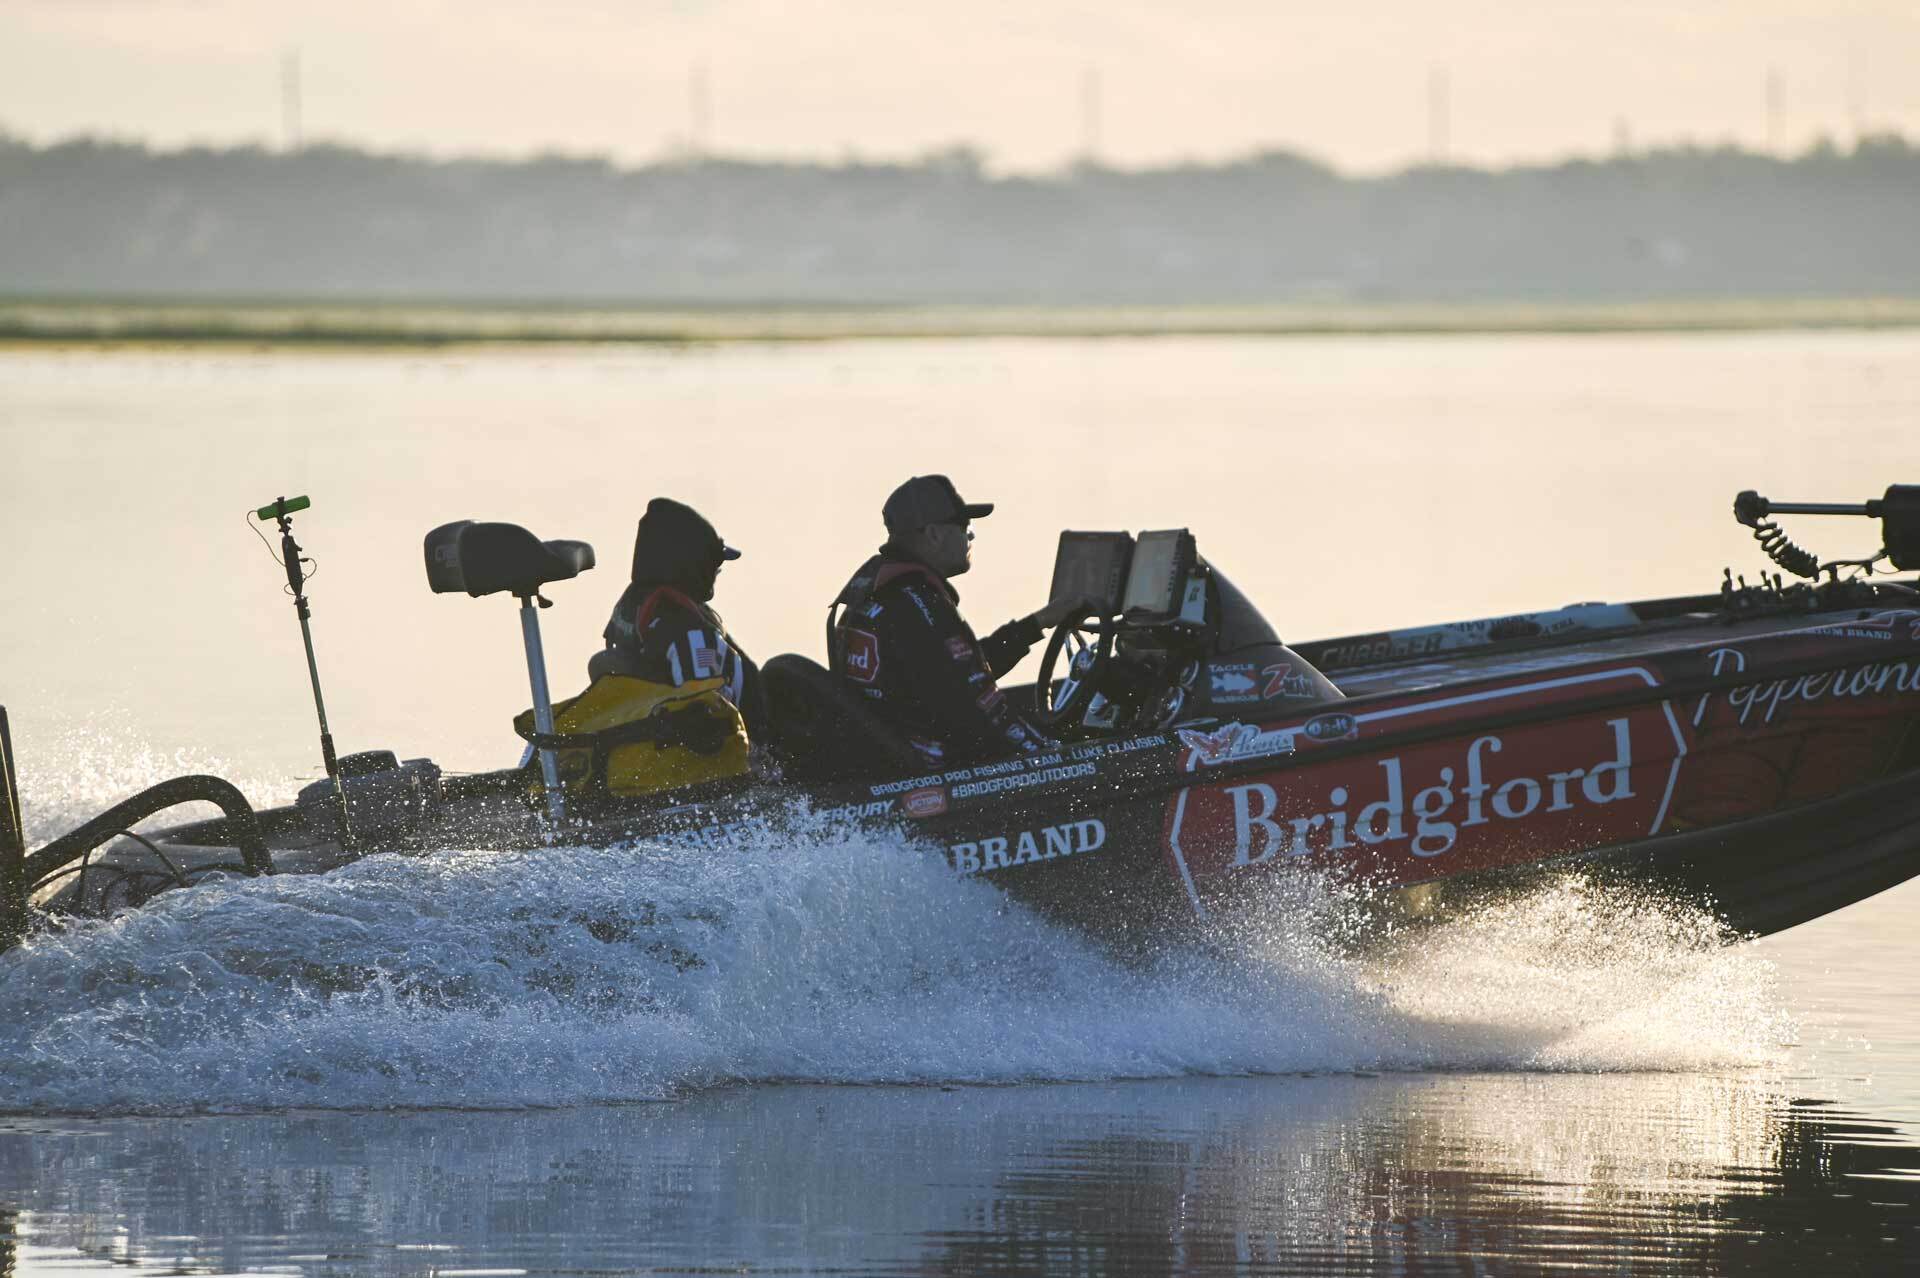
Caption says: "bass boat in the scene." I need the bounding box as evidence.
[5,485,1919,954]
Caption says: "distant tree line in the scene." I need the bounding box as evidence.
[0,132,1915,303]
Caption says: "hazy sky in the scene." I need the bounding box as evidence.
[3,0,1917,172]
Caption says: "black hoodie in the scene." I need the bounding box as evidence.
[600,498,766,736]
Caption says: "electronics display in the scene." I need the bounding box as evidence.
[1121,529,1197,619]
[1049,532,1135,616]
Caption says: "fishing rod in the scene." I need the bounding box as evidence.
[254,494,355,849]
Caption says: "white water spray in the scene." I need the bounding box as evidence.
[0,748,1793,1115]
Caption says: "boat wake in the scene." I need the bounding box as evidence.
[1,747,1794,1115]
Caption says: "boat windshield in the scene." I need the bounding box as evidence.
[1209,565,1283,652]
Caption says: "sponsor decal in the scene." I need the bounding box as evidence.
[976,686,1005,711]
[947,637,975,661]
[908,736,945,763]
[1485,616,1545,642]
[843,629,881,684]
[1806,609,1920,643]
[951,761,1097,799]
[1220,720,1638,865]
[815,799,896,822]
[902,786,949,817]
[1316,632,1444,668]
[872,736,1165,800]
[1301,710,1359,743]
[1162,667,1690,911]
[1693,631,1920,732]
[1177,722,1296,767]
[872,771,950,797]
[1721,658,1920,726]
[1261,662,1316,700]
[949,819,1107,875]
[972,753,1062,777]
[1068,733,1168,760]
[1209,662,1259,701]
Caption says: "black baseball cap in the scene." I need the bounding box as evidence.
[882,475,995,534]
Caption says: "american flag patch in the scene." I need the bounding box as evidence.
[688,634,724,680]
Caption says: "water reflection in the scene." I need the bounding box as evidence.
[2,1073,1916,1276]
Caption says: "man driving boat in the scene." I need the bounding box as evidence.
[829,475,1086,767]
[597,497,768,737]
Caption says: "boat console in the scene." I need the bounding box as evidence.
[1032,529,1343,738]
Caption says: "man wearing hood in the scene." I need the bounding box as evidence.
[828,475,1085,768]
[599,497,767,737]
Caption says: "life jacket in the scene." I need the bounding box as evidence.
[825,553,954,674]
[513,674,750,803]
[606,583,718,653]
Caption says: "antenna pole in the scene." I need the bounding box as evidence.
[264,496,354,847]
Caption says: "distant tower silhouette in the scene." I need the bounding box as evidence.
[689,61,712,157]
[1427,65,1450,163]
[1766,66,1785,154]
[1846,54,1863,143]
[281,49,303,151]
[1080,65,1103,164]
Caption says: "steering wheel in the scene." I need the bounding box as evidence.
[1031,611,1111,730]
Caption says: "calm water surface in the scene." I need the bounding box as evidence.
[2,334,1918,1274]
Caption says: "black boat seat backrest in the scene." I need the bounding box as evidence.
[760,654,925,785]
[425,520,595,598]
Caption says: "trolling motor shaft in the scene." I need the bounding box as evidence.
[256,494,355,848]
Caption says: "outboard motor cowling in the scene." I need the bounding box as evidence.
[296,753,444,845]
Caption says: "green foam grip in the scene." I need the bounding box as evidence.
[255,495,311,521]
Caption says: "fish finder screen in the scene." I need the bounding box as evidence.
[1049,532,1135,616]
[1122,529,1194,617]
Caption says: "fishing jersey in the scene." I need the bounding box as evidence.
[829,555,1053,767]
[602,583,768,737]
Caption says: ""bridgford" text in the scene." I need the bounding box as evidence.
[1225,719,1637,864]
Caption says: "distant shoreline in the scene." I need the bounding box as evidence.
[4,297,1920,348]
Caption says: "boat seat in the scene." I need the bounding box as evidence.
[760,654,926,785]
[424,520,595,598]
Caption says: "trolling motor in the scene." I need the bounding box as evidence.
[1734,484,1920,581]
[0,697,273,954]
[255,495,355,847]
[424,520,596,833]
